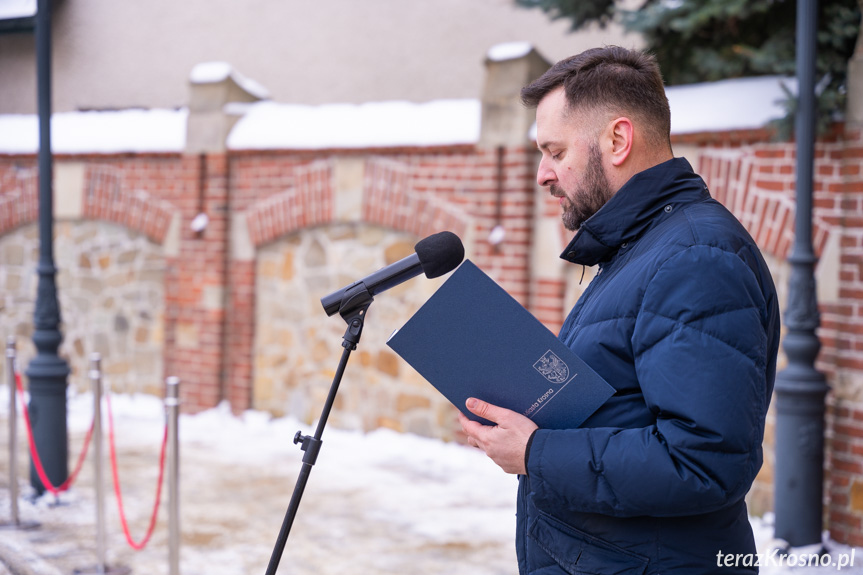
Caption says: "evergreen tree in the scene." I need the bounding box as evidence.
[517,0,861,136]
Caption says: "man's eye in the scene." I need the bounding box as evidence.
[551,152,561,160]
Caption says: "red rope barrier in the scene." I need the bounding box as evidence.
[106,392,168,551]
[15,372,95,496]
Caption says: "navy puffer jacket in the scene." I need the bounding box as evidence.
[518,158,780,574]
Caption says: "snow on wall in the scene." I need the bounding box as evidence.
[0,0,36,19]
[0,76,795,154]
[226,99,481,150]
[668,76,795,135]
[0,108,188,154]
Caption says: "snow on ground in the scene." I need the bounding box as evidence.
[2,386,861,573]
[72,389,518,547]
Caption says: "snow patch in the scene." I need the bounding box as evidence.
[667,75,795,135]
[189,61,270,100]
[0,108,187,154]
[227,99,481,150]
[189,61,233,84]
[0,0,36,19]
[0,76,796,154]
[487,41,533,62]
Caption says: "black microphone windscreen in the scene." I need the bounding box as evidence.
[415,231,465,279]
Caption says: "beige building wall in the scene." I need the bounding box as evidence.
[0,0,634,114]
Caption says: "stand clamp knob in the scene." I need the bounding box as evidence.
[293,431,323,466]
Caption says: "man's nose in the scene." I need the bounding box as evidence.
[536,157,556,188]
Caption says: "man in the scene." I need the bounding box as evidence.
[459,46,780,574]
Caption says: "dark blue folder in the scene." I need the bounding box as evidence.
[387,260,614,429]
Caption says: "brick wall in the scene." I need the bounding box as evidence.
[84,163,175,243]
[827,127,863,547]
[831,404,863,546]
[0,160,38,230]
[0,155,183,394]
[681,125,863,547]
[228,146,538,423]
[2,120,862,543]
[0,143,544,421]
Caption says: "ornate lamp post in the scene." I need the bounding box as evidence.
[25,0,71,494]
[773,0,830,547]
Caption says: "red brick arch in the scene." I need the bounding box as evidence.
[0,161,178,243]
[244,155,472,248]
[698,146,837,261]
[83,166,176,244]
[362,157,471,240]
[0,165,39,235]
[245,160,334,247]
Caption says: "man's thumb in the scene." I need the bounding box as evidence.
[465,397,497,423]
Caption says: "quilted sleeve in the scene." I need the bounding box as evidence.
[527,245,772,517]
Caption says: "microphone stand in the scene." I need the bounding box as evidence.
[264,282,375,575]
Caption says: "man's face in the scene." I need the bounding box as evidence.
[535,88,615,232]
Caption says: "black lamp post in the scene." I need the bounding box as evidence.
[25,0,70,495]
[773,0,830,547]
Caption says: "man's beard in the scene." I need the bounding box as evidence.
[555,143,614,232]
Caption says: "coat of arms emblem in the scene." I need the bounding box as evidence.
[533,350,569,384]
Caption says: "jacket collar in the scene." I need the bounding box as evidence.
[560,157,709,266]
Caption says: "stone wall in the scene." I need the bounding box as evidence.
[1,220,165,395]
[229,146,527,438]
[253,224,457,438]
[0,153,192,399]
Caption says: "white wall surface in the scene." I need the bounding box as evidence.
[0,0,634,113]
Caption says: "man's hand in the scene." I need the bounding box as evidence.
[458,397,539,475]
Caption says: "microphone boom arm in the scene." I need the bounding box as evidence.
[319,253,421,317]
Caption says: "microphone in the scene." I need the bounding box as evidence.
[320,231,464,316]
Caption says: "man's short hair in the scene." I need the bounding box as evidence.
[521,46,671,147]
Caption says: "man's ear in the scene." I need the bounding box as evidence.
[607,117,634,167]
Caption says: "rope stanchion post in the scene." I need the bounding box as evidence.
[1,337,39,531]
[92,354,107,571]
[73,354,130,575]
[166,376,180,575]
[5,338,19,524]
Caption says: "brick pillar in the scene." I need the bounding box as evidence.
[478,43,558,324]
[166,63,266,411]
[225,184,256,412]
[479,42,550,149]
[186,61,267,154]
